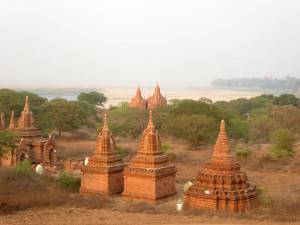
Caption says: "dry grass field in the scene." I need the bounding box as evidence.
[1,136,300,225]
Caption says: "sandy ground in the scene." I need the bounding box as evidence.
[0,207,295,225]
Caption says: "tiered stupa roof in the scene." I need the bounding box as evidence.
[130,111,171,169]
[84,114,124,170]
[185,120,259,212]
[16,96,43,140]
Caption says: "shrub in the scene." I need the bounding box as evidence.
[257,186,274,207]
[10,160,32,177]
[235,147,252,159]
[259,153,278,163]
[58,171,81,192]
[161,142,172,152]
[166,152,177,162]
[116,146,128,157]
[270,129,296,158]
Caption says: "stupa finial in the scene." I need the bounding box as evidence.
[147,111,155,129]
[24,96,29,110]
[103,114,109,131]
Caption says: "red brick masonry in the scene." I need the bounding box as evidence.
[185,120,259,213]
[123,111,177,202]
[80,115,125,196]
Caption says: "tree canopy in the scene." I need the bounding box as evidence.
[77,91,107,107]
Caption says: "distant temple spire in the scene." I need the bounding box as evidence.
[130,85,147,109]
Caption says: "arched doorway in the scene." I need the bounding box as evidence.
[20,154,26,162]
[49,149,55,165]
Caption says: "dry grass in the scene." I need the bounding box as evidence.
[2,136,299,222]
[56,139,96,159]
[0,167,300,222]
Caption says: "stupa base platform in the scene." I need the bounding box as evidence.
[79,188,123,196]
[185,187,259,213]
[80,170,124,196]
[123,168,177,203]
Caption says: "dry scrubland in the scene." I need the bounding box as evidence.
[1,137,299,225]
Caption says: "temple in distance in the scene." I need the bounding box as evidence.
[130,83,167,109]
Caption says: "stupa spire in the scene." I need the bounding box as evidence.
[147,111,155,129]
[8,111,15,130]
[24,96,29,110]
[211,120,233,162]
[102,114,109,131]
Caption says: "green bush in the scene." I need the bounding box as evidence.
[58,171,81,192]
[116,146,128,157]
[161,142,172,152]
[235,147,252,159]
[270,129,296,158]
[257,186,274,207]
[10,160,32,177]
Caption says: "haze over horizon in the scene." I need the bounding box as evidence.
[1,0,300,86]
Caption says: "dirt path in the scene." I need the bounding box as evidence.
[0,206,294,225]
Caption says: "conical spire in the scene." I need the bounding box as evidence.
[102,114,109,131]
[147,111,155,129]
[154,82,160,95]
[8,111,15,130]
[211,120,233,161]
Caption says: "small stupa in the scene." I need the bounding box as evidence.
[185,120,259,212]
[80,114,125,196]
[123,111,177,202]
[0,96,57,167]
[0,112,5,130]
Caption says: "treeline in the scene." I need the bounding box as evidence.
[0,89,107,137]
[212,76,300,91]
[1,88,300,159]
[103,94,300,158]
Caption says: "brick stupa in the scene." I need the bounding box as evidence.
[123,111,177,202]
[80,115,125,196]
[130,85,147,109]
[0,97,56,167]
[147,83,167,109]
[0,112,5,130]
[185,120,259,212]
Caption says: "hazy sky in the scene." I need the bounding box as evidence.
[1,0,300,86]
